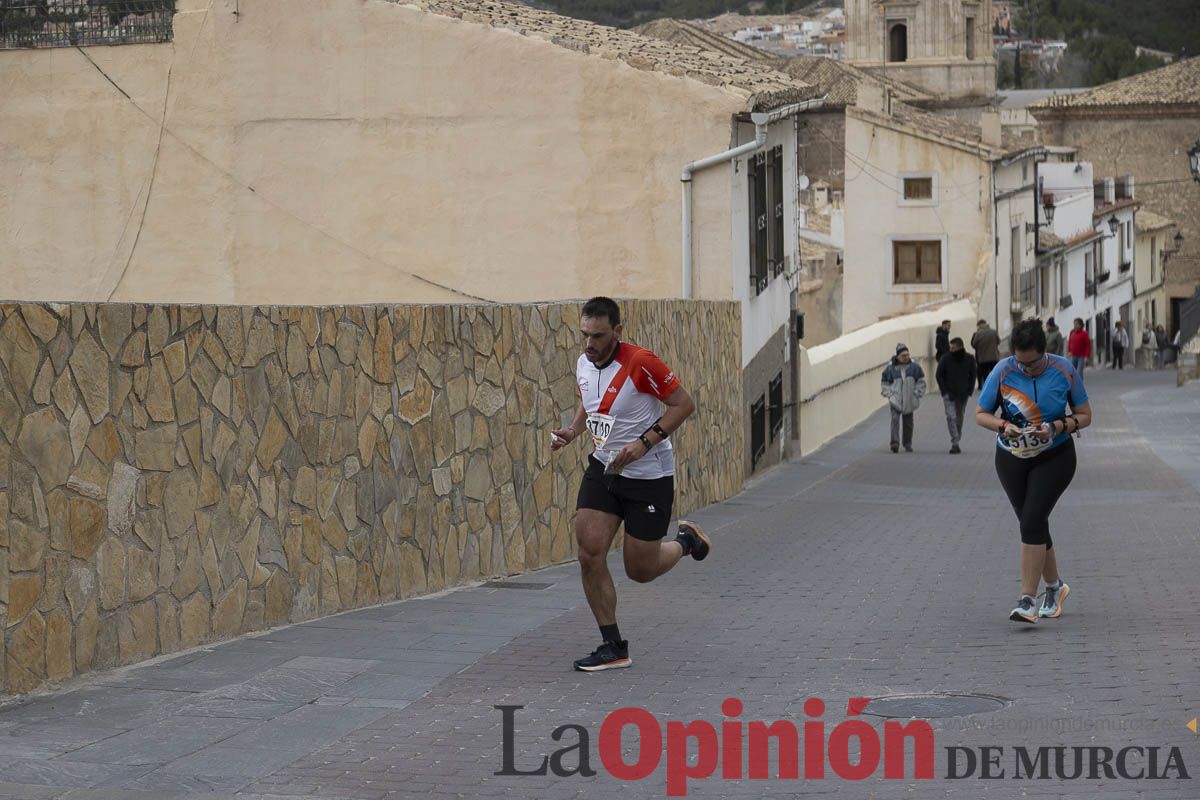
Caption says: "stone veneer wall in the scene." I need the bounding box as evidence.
[0,300,741,694]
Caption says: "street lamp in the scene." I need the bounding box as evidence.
[1165,230,1185,262]
[1025,195,1056,235]
[1107,215,1120,236]
[1189,140,1200,182]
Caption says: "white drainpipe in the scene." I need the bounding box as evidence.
[680,96,826,299]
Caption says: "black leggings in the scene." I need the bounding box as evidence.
[994,439,1076,548]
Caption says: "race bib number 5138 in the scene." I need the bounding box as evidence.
[587,413,615,448]
[1006,429,1052,458]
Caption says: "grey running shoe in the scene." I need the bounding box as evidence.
[1040,582,1070,618]
[1009,596,1038,624]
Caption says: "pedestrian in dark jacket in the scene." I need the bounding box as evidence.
[971,319,1001,389]
[935,320,951,362]
[880,343,926,453]
[936,337,977,454]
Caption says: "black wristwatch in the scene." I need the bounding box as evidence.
[637,434,653,451]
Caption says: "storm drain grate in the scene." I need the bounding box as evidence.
[863,693,1009,719]
[483,580,555,590]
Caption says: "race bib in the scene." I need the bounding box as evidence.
[1004,428,1052,459]
[586,413,616,449]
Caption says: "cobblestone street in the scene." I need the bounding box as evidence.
[1,369,1197,799]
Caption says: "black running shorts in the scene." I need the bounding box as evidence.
[577,456,675,541]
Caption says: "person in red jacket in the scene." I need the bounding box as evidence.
[1067,318,1091,373]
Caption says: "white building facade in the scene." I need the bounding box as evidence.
[1037,164,1139,363]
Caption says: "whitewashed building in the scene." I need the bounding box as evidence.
[1036,165,1140,363]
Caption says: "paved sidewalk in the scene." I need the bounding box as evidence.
[1,369,1197,799]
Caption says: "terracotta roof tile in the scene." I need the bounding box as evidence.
[852,101,1037,160]
[1039,230,1066,249]
[1093,198,1140,219]
[779,56,932,107]
[1063,229,1103,249]
[1136,210,1175,232]
[632,18,775,63]
[400,0,816,111]
[1032,56,1200,111]
[631,20,932,109]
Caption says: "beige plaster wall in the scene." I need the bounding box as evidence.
[1134,230,1169,338]
[0,299,742,694]
[842,112,992,332]
[797,299,976,455]
[0,0,740,305]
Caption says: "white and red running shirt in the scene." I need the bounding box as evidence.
[576,342,681,480]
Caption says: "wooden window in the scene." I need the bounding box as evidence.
[749,152,767,295]
[769,371,784,441]
[893,240,942,284]
[903,177,933,200]
[750,394,766,470]
[748,146,784,295]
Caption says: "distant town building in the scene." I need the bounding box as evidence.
[845,0,997,101]
[1032,57,1200,339]
[993,0,1014,34]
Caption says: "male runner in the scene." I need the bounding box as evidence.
[550,297,710,672]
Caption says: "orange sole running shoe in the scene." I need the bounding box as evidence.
[1040,582,1070,618]
[678,521,711,561]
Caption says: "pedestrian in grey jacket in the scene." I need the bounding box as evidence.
[880,343,926,453]
[971,319,1001,389]
[1045,317,1064,356]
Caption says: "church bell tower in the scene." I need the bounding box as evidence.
[845,0,996,101]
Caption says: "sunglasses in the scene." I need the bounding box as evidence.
[1015,354,1048,376]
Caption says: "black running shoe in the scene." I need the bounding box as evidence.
[677,521,711,561]
[573,640,631,672]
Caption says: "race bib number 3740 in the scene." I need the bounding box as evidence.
[587,413,615,448]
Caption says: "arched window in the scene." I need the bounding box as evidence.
[888,23,908,62]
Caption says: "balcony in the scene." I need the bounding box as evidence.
[1118,261,1132,274]
[1,1,175,50]
[1097,270,1111,283]
[1058,294,1073,310]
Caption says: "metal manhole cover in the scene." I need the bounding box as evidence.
[483,580,555,590]
[863,693,1008,719]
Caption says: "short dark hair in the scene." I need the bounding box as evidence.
[942,319,951,326]
[1011,318,1047,353]
[581,297,621,327]
[950,336,964,347]
[1047,317,1056,326]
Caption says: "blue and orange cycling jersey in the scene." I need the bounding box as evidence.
[978,354,1088,457]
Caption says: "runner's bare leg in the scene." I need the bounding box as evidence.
[576,509,623,626]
